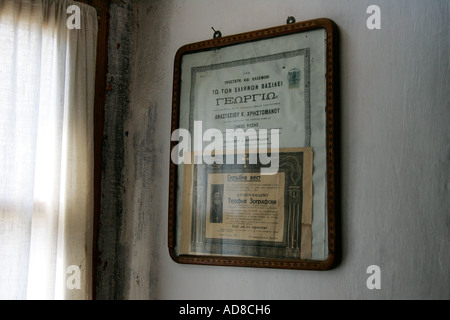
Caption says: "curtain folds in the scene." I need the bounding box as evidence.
[0,0,98,299]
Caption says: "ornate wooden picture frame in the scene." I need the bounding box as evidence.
[168,18,339,270]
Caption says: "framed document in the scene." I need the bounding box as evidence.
[169,18,339,270]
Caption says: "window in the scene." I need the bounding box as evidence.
[0,0,105,300]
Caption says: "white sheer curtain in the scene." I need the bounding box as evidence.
[0,0,97,299]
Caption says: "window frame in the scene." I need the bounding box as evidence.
[75,0,110,300]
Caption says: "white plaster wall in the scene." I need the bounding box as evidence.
[121,0,449,299]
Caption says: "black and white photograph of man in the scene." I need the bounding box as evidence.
[209,185,224,223]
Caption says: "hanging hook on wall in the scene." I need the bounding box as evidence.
[211,27,222,39]
[286,16,296,24]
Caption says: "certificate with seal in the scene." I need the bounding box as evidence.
[169,18,339,270]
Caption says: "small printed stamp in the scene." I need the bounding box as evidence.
[287,68,301,89]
